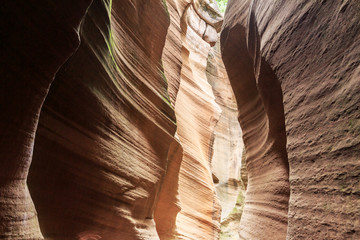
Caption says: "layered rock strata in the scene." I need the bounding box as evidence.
[174,2,224,239]
[27,0,178,239]
[221,0,360,239]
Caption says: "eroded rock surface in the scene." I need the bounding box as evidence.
[0,0,226,239]
[27,0,177,239]
[0,1,93,238]
[174,2,224,239]
[221,0,360,239]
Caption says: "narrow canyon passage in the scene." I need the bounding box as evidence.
[1,0,360,240]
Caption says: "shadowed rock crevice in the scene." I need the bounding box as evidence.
[0,0,93,239]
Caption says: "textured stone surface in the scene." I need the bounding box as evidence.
[26,0,177,239]
[221,1,290,239]
[221,0,360,239]
[0,0,227,239]
[161,0,183,107]
[156,1,226,239]
[3,0,359,239]
[174,2,223,238]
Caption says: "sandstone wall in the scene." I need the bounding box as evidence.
[173,2,223,239]
[3,0,358,239]
[221,0,360,239]
[0,0,229,239]
[27,0,177,239]
[0,1,93,238]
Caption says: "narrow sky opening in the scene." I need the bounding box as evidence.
[215,0,228,13]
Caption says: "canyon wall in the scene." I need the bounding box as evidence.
[172,2,223,239]
[0,1,93,238]
[221,0,360,239]
[27,0,177,239]
[0,0,229,239]
[2,0,360,239]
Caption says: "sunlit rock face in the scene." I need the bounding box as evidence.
[173,1,224,239]
[183,0,222,47]
[155,0,227,239]
[221,0,360,239]
[3,1,176,239]
[26,0,178,239]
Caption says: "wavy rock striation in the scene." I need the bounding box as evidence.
[4,0,359,239]
[26,0,180,239]
[173,1,224,239]
[157,0,227,239]
[0,0,230,239]
[221,0,360,239]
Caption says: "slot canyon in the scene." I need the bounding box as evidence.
[0,0,359,239]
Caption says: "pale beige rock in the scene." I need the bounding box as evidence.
[193,0,223,31]
[206,41,244,222]
[174,14,222,240]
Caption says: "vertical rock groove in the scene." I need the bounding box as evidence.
[167,1,225,239]
[154,1,184,239]
[221,0,290,239]
[174,21,221,240]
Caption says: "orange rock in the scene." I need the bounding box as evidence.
[28,0,175,239]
